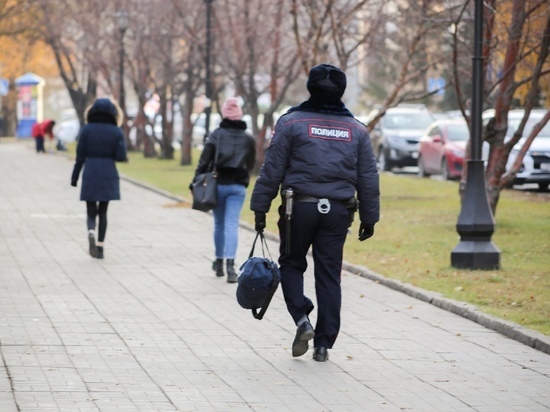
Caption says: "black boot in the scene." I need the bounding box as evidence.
[96,246,104,259]
[226,259,237,283]
[212,258,224,277]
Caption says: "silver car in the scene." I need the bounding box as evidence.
[483,109,550,190]
[366,104,435,171]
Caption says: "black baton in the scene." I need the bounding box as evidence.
[285,188,293,255]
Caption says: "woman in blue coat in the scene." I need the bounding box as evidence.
[71,98,127,259]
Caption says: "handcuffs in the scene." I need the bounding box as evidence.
[317,198,331,214]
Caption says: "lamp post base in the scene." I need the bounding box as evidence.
[451,240,500,270]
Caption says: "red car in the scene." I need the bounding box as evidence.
[418,118,470,180]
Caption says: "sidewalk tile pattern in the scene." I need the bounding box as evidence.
[0,142,549,412]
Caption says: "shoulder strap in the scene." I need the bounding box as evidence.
[252,267,280,320]
[211,131,221,173]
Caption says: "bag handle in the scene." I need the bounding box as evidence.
[248,231,279,320]
[248,231,273,261]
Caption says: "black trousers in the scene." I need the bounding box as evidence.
[86,201,109,242]
[35,137,45,153]
[277,200,349,349]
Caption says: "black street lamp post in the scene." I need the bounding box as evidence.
[117,11,129,124]
[451,0,500,270]
[203,0,214,142]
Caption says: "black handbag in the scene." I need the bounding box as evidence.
[191,137,220,212]
[236,232,280,320]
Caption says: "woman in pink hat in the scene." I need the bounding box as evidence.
[190,97,256,282]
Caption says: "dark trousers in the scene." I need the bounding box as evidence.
[277,200,349,349]
[86,201,109,242]
[35,137,45,153]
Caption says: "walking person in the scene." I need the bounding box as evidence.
[70,98,127,259]
[250,64,380,362]
[190,97,256,283]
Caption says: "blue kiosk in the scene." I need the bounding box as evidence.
[15,73,45,138]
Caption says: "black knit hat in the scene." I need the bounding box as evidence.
[306,64,347,98]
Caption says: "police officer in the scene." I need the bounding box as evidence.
[250,64,380,362]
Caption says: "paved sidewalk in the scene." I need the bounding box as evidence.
[0,141,549,412]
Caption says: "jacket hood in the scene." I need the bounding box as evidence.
[85,98,123,126]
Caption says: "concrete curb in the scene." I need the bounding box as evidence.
[120,174,550,356]
[343,263,550,355]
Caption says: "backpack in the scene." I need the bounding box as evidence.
[236,232,280,320]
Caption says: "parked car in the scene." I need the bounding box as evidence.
[445,109,470,119]
[483,109,550,190]
[366,104,435,171]
[418,118,470,180]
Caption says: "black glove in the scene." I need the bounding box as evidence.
[71,181,77,187]
[255,212,266,233]
[188,182,194,192]
[358,223,375,241]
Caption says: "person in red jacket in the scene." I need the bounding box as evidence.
[31,119,56,153]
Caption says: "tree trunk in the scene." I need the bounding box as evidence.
[135,101,156,158]
[484,142,509,215]
[1,81,17,137]
[180,91,194,166]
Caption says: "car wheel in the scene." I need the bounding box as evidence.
[441,158,451,180]
[418,156,430,178]
[538,182,549,191]
[378,149,391,172]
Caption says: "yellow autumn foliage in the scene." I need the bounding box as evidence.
[0,36,58,80]
[0,0,57,81]
[491,0,550,107]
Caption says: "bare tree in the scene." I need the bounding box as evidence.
[171,0,211,166]
[35,0,111,126]
[362,0,461,128]
[124,1,158,158]
[453,0,550,214]
[291,0,385,73]
[217,0,302,169]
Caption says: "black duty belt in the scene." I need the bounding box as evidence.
[294,194,346,204]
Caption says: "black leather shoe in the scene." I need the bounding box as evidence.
[313,347,329,362]
[292,321,315,357]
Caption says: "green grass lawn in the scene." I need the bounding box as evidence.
[76,146,550,336]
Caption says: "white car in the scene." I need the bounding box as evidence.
[483,109,550,190]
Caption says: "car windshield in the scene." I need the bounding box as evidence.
[508,115,550,138]
[383,112,434,130]
[447,124,470,141]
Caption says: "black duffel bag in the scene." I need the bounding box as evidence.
[236,232,280,320]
